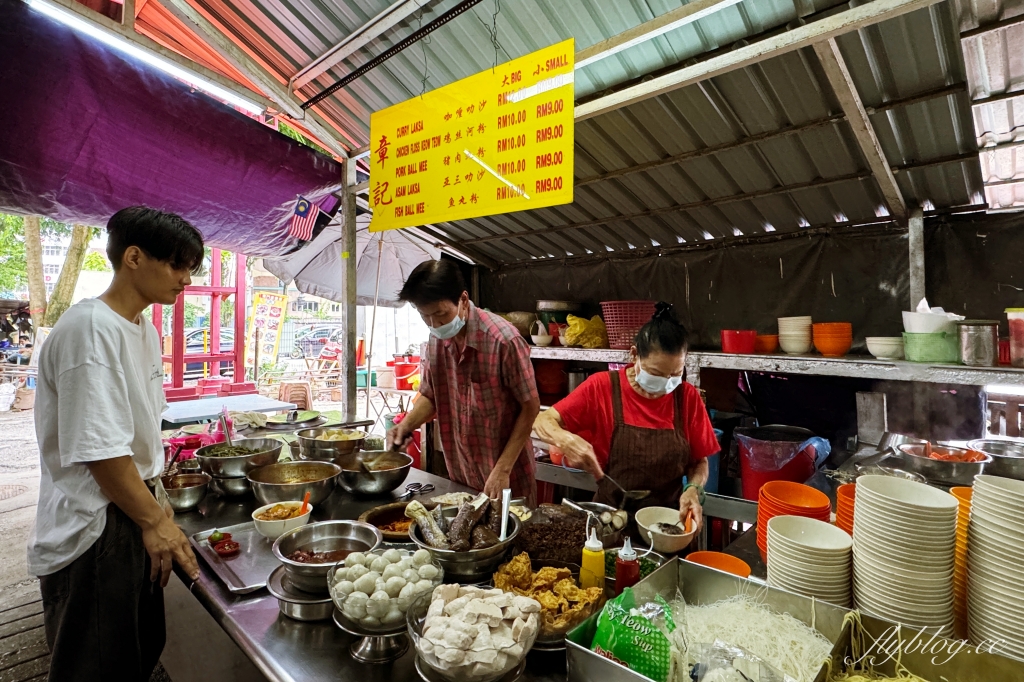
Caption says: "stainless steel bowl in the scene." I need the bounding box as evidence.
[195,438,283,478]
[575,501,623,549]
[876,432,928,453]
[162,473,211,512]
[176,459,202,474]
[273,520,383,594]
[247,461,341,506]
[896,443,992,486]
[295,428,365,462]
[276,598,334,621]
[967,439,1024,480]
[409,514,521,582]
[336,451,412,496]
[210,475,251,498]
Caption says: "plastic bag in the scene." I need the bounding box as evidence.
[734,431,831,473]
[590,588,681,682]
[694,640,793,682]
[563,314,609,349]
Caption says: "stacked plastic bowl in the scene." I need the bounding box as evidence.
[836,483,855,536]
[812,322,853,358]
[951,486,972,640]
[966,475,1024,659]
[756,481,831,561]
[778,316,812,354]
[767,515,852,607]
[852,475,957,637]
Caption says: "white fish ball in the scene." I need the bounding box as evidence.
[332,567,349,583]
[414,579,433,594]
[381,607,404,625]
[345,552,367,567]
[417,564,440,580]
[399,582,417,600]
[360,616,382,628]
[369,556,390,574]
[353,574,377,595]
[412,549,432,567]
[397,558,413,572]
[382,564,404,580]
[335,580,356,596]
[402,568,420,583]
[343,593,368,620]
[382,549,403,563]
[385,576,407,598]
[347,564,369,581]
[366,590,391,618]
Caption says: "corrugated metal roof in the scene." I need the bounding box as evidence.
[954,0,1024,209]
[175,0,990,264]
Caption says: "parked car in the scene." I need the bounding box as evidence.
[184,328,234,375]
[291,325,340,358]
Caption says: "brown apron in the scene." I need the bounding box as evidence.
[594,371,690,513]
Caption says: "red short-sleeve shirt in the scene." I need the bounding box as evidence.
[551,369,719,470]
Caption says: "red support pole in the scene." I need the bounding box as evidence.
[235,253,246,381]
[172,293,185,388]
[210,249,222,377]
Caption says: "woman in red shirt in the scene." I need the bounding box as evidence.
[533,303,718,529]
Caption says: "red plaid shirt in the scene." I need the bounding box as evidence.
[419,304,538,505]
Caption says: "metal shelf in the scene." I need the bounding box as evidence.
[528,347,1024,386]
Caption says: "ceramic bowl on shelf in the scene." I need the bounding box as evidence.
[866,336,905,359]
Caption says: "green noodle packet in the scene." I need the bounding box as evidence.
[590,588,683,682]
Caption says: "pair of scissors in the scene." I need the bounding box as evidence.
[398,482,435,500]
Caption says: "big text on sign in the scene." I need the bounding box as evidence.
[368,39,575,232]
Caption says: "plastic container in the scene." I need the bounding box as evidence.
[956,320,999,367]
[902,332,958,363]
[735,426,831,501]
[395,362,419,390]
[1007,309,1024,368]
[580,526,605,591]
[720,330,757,354]
[613,537,640,595]
[600,301,656,350]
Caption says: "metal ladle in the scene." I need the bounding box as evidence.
[602,473,650,504]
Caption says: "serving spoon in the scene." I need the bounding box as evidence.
[602,473,651,505]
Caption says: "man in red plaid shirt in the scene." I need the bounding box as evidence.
[387,260,540,504]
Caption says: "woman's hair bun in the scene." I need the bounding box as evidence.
[652,301,676,321]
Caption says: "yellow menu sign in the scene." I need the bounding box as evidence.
[368,39,574,232]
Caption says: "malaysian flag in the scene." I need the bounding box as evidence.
[288,196,321,241]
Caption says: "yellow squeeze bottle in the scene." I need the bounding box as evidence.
[580,525,606,591]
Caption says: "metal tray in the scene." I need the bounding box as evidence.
[190,521,280,594]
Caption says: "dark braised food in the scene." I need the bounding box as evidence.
[514,504,587,565]
[285,548,351,564]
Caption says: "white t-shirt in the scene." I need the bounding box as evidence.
[28,298,167,576]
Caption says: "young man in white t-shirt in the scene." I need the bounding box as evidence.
[29,207,202,681]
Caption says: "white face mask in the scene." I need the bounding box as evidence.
[428,301,466,340]
[635,360,682,396]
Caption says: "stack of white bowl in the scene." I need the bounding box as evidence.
[852,475,957,636]
[778,316,812,354]
[767,515,852,607]
[967,475,1024,659]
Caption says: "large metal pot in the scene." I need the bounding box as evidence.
[272,521,382,594]
[210,475,252,498]
[295,428,365,462]
[896,443,992,486]
[247,461,341,506]
[409,514,521,582]
[968,439,1024,480]
[194,438,283,478]
[336,451,412,496]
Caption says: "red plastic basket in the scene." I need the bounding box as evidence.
[600,300,656,350]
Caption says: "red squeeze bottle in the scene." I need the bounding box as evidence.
[614,537,641,595]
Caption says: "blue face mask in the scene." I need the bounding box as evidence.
[429,303,466,340]
[635,360,683,396]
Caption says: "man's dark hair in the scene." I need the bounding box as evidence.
[398,259,466,307]
[635,302,689,357]
[106,207,204,273]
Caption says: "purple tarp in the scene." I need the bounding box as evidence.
[0,1,341,256]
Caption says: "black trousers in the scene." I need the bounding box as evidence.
[39,504,165,682]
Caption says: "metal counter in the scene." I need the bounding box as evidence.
[173,468,566,682]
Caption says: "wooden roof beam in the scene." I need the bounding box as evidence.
[813,38,906,220]
[575,0,944,122]
[160,0,356,157]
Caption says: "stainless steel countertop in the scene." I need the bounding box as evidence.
[174,468,567,682]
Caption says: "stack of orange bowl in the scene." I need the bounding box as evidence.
[836,483,856,535]
[951,486,972,640]
[757,481,832,560]
[813,322,853,357]
[754,334,779,354]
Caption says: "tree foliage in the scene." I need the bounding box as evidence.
[83,251,112,272]
[0,214,26,295]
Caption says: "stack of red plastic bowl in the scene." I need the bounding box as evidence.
[757,481,832,561]
[836,483,855,535]
[812,322,853,357]
[721,330,757,354]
